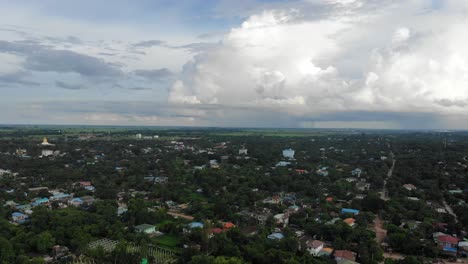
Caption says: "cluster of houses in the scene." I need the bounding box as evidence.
[5,183,96,224]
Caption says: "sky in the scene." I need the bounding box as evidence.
[1,0,468,129]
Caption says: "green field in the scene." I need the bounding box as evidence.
[153,235,181,248]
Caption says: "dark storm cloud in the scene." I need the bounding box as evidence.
[0,40,122,78]
[55,81,85,90]
[134,68,172,80]
[25,49,122,77]
[0,71,40,86]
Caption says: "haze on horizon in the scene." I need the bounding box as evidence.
[1,0,468,130]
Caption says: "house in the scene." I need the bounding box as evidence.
[334,250,357,262]
[341,208,359,215]
[264,195,282,204]
[351,168,362,177]
[80,196,95,205]
[274,213,290,227]
[345,177,358,183]
[403,184,417,191]
[12,212,29,224]
[189,222,204,229]
[459,241,468,257]
[209,228,223,237]
[343,218,356,227]
[135,224,156,234]
[69,198,83,206]
[306,240,324,256]
[223,222,235,230]
[51,193,71,201]
[435,235,459,250]
[317,167,329,176]
[239,147,248,155]
[41,150,54,157]
[241,226,258,236]
[267,232,284,240]
[356,182,370,191]
[32,197,49,207]
[79,181,92,187]
[282,149,295,159]
[209,160,220,169]
[84,186,95,191]
[117,206,128,216]
[336,259,359,264]
[276,161,291,167]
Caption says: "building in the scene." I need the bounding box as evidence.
[41,137,54,146]
[435,235,459,256]
[306,240,324,256]
[267,232,284,240]
[69,198,83,206]
[351,168,362,177]
[343,218,356,227]
[12,212,29,224]
[189,222,204,229]
[239,147,248,155]
[135,134,142,139]
[32,197,49,207]
[135,224,156,234]
[209,159,220,169]
[403,184,417,191]
[42,150,54,157]
[274,213,290,227]
[341,208,360,215]
[282,149,295,159]
[276,161,291,167]
[334,250,357,262]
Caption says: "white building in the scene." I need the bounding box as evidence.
[239,147,248,155]
[41,150,54,157]
[135,134,142,139]
[282,149,295,159]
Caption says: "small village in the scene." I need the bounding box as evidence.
[0,128,467,264]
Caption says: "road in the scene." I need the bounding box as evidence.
[443,200,459,224]
[374,216,387,243]
[381,154,396,201]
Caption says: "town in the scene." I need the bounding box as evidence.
[0,127,467,264]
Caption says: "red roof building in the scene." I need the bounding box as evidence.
[334,250,356,261]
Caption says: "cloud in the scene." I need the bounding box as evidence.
[25,49,122,77]
[55,81,84,90]
[128,87,152,91]
[0,70,40,86]
[134,68,172,80]
[133,40,166,48]
[0,40,122,78]
[168,0,468,128]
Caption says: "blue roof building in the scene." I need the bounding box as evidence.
[189,222,204,229]
[341,208,360,215]
[268,232,284,240]
[32,197,49,207]
[12,212,29,224]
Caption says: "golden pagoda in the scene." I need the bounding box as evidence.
[41,137,50,146]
